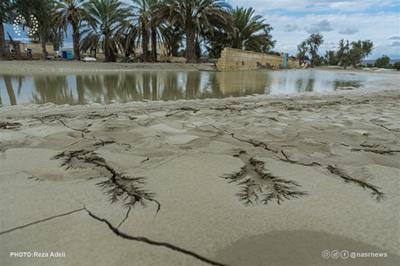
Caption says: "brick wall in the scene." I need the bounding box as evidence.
[216,48,299,71]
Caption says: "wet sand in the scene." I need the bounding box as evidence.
[0,65,400,266]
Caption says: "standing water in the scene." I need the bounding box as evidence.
[0,69,382,106]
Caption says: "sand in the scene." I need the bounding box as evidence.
[0,64,400,266]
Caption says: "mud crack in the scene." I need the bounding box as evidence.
[223,151,307,205]
[54,150,160,212]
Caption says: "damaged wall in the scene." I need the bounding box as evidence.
[216,48,300,71]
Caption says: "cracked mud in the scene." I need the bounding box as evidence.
[1,89,400,266]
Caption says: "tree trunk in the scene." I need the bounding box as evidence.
[0,21,5,59]
[151,27,157,62]
[41,37,48,60]
[72,21,81,60]
[185,27,196,63]
[142,27,149,62]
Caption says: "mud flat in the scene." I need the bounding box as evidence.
[0,80,400,265]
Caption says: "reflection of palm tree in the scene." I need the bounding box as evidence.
[32,75,74,104]
[160,72,183,100]
[75,75,85,104]
[185,72,200,99]
[103,74,120,103]
[150,72,158,100]
[82,75,104,102]
[3,76,17,106]
[117,74,140,101]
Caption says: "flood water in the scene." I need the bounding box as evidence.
[0,69,381,106]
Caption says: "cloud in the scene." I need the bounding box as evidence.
[305,20,333,34]
[392,42,400,47]
[339,28,358,35]
[230,0,398,13]
[283,24,299,32]
[389,36,400,40]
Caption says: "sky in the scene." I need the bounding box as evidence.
[5,0,400,59]
[228,0,400,59]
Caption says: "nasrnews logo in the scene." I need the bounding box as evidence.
[10,251,66,258]
[321,249,388,260]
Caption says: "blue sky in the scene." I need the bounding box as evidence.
[228,0,400,59]
[6,0,400,59]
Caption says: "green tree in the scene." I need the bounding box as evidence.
[374,55,390,68]
[0,0,15,59]
[324,50,338,66]
[393,61,400,71]
[159,0,230,63]
[14,0,58,59]
[207,7,275,57]
[337,39,351,69]
[348,40,373,68]
[297,33,324,67]
[81,0,129,62]
[55,0,88,60]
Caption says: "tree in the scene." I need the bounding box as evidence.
[159,0,230,63]
[393,61,400,71]
[56,0,88,60]
[336,39,373,69]
[348,40,373,68]
[206,7,275,57]
[297,33,324,67]
[81,0,129,62]
[374,55,390,68]
[14,0,58,59]
[324,50,338,66]
[131,0,164,62]
[0,0,15,59]
[337,39,351,69]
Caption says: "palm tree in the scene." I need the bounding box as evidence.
[14,0,58,59]
[160,0,230,63]
[81,0,128,62]
[130,0,165,62]
[0,0,14,59]
[206,7,274,57]
[229,7,274,52]
[56,0,88,60]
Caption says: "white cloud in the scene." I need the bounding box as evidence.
[283,24,299,32]
[339,28,359,35]
[305,20,333,34]
[265,13,399,59]
[229,0,397,12]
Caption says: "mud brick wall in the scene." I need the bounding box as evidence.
[216,48,299,71]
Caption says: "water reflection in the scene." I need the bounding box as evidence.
[0,70,375,106]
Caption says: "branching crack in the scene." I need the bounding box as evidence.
[54,150,161,213]
[223,151,307,205]
[327,165,384,201]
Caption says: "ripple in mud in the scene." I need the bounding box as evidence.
[214,230,400,266]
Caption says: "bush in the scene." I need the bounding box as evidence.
[393,61,400,71]
[375,55,391,68]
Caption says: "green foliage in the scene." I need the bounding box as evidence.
[206,7,275,58]
[80,0,129,62]
[55,0,88,59]
[374,55,390,68]
[324,50,339,66]
[297,33,324,67]
[336,39,374,69]
[394,61,400,71]
[159,0,231,62]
